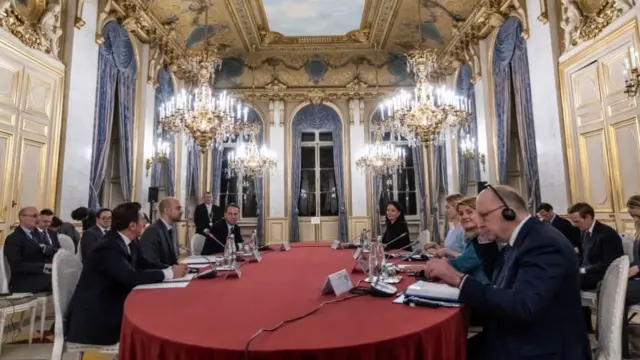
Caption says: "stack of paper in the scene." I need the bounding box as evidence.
[182,255,222,265]
[134,274,196,290]
[404,281,460,302]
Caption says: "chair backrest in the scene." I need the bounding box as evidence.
[621,235,634,263]
[417,230,431,252]
[595,255,629,360]
[0,249,9,294]
[52,249,83,339]
[191,233,206,255]
[57,234,75,254]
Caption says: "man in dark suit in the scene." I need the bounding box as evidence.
[37,209,62,251]
[425,185,591,360]
[139,197,183,267]
[201,203,243,255]
[537,202,581,253]
[51,216,81,250]
[194,192,221,236]
[568,202,624,331]
[79,208,111,262]
[3,207,56,293]
[65,202,188,345]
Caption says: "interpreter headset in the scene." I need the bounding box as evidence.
[486,184,516,221]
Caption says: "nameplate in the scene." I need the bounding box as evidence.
[321,269,353,297]
[235,263,242,278]
[311,217,321,224]
[353,247,362,259]
[331,240,342,250]
[253,249,262,262]
[280,242,292,251]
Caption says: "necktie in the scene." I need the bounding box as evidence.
[502,244,512,260]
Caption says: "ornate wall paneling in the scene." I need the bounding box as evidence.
[559,0,636,54]
[0,0,64,59]
[559,20,640,231]
[0,30,64,244]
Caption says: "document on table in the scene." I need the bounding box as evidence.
[133,274,196,290]
[182,255,222,265]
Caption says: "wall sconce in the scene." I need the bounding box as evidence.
[460,134,487,173]
[145,139,170,177]
[624,46,640,97]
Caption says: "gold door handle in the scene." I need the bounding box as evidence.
[11,200,17,208]
[608,214,615,218]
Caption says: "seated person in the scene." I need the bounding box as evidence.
[424,193,465,255]
[436,196,498,284]
[50,216,81,251]
[79,208,111,262]
[139,197,183,267]
[568,202,624,332]
[382,201,411,251]
[3,207,55,293]
[71,206,96,231]
[37,209,61,251]
[201,204,244,255]
[65,202,187,345]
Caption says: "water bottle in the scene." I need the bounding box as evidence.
[225,234,236,266]
[368,236,381,281]
[251,230,258,250]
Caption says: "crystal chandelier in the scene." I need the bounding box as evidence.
[380,49,470,146]
[459,132,475,157]
[145,137,170,177]
[227,131,277,178]
[355,128,406,175]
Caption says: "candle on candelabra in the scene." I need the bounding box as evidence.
[379,104,385,120]
[236,103,241,119]
[243,107,248,122]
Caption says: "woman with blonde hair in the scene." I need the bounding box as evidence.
[622,195,640,357]
[424,193,466,256]
[441,196,499,284]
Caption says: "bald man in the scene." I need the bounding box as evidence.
[138,197,183,267]
[425,185,591,360]
[3,206,56,293]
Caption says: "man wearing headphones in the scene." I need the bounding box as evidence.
[425,185,591,360]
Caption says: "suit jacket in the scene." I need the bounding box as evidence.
[65,231,166,345]
[58,222,81,250]
[3,227,54,293]
[580,221,624,277]
[382,220,411,250]
[38,229,61,251]
[459,218,591,360]
[201,219,243,255]
[551,215,582,252]
[80,225,106,263]
[138,219,178,267]
[194,203,222,235]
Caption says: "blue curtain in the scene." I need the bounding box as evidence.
[210,109,265,242]
[431,145,442,242]
[492,17,541,212]
[151,68,175,196]
[186,146,200,202]
[291,104,347,242]
[455,63,480,194]
[88,21,137,209]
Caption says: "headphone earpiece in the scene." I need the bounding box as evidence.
[487,184,517,221]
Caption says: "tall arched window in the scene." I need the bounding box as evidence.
[378,132,418,216]
[298,130,338,217]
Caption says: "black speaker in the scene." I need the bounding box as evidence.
[148,187,159,203]
[477,181,488,193]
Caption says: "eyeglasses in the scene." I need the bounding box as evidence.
[477,206,504,220]
[99,217,112,220]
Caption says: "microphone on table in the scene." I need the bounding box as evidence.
[203,228,230,250]
[382,232,408,250]
[342,230,369,249]
[179,245,217,280]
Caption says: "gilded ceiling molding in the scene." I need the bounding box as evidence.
[235,85,398,102]
[225,0,260,50]
[95,0,191,79]
[560,0,633,51]
[437,0,529,76]
[268,100,275,126]
[369,0,400,47]
[75,0,85,28]
[0,0,63,59]
[308,89,324,105]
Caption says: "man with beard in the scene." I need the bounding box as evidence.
[139,197,184,267]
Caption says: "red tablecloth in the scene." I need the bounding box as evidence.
[119,244,467,360]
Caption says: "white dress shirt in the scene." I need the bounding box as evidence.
[117,231,173,280]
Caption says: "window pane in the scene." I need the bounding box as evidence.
[319,146,334,168]
[319,132,332,141]
[382,132,391,141]
[220,173,238,194]
[298,192,317,217]
[319,169,336,192]
[301,132,315,142]
[300,169,316,192]
[300,147,315,169]
[397,192,417,215]
[320,192,339,216]
[219,194,238,211]
[397,169,416,192]
[403,145,414,167]
[381,175,394,194]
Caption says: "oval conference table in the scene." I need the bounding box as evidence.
[119,243,468,360]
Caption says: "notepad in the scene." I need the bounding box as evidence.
[182,255,222,265]
[404,281,460,302]
[134,282,190,290]
[164,273,196,282]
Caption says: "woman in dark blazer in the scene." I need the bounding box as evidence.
[382,201,411,250]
